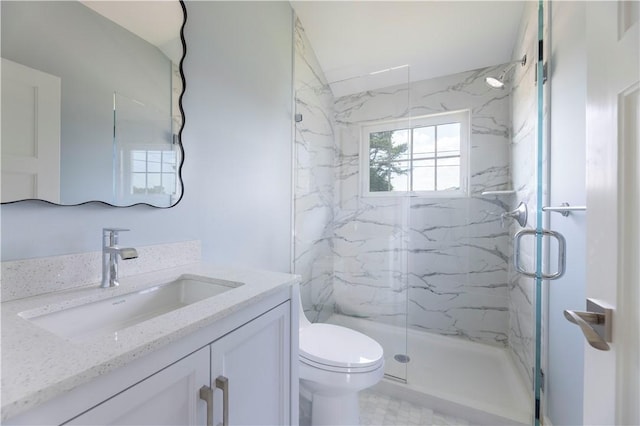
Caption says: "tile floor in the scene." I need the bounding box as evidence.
[359,389,470,426]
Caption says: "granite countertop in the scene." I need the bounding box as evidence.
[1,263,299,421]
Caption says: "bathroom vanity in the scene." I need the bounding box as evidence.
[1,264,299,425]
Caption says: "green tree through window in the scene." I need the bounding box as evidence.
[369,130,408,191]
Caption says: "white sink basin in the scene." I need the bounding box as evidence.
[21,275,243,340]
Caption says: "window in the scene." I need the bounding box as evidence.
[361,110,469,197]
[130,149,177,195]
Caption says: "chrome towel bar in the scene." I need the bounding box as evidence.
[542,202,587,217]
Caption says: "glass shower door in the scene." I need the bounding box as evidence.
[503,2,549,424]
[331,66,411,382]
[523,1,562,424]
[292,27,411,381]
[533,2,546,424]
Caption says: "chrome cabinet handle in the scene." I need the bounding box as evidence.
[564,298,612,351]
[199,385,214,426]
[216,376,229,426]
[514,229,566,280]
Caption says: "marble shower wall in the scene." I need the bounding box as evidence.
[508,0,540,388]
[293,18,337,323]
[330,68,413,330]
[293,17,536,349]
[332,68,513,345]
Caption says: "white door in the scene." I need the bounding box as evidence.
[211,302,291,425]
[1,58,61,203]
[585,1,639,424]
[67,347,209,425]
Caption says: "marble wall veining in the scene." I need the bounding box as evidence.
[331,70,412,330]
[293,18,337,323]
[332,68,513,345]
[508,0,540,387]
[294,13,519,347]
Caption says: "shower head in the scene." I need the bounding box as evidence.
[485,76,507,89]
[485,54,527,89]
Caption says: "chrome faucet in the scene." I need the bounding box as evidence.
[101,228,138,288]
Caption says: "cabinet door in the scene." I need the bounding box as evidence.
[66,347,209,425]
[211,302,290,426]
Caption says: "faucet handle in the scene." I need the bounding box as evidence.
[103,228,131,246]
[103,227,130,234]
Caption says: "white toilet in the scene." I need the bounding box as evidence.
[298,296,385,425]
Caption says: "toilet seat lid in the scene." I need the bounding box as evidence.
[299,323,383,369]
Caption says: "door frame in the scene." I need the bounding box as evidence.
[584,1,639,424]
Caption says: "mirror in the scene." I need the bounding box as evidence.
[1,1,185,208]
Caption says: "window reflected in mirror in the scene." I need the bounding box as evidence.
[0,1,185,207]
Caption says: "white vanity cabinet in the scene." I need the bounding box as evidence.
[66,302,291,426]
[7,296,295,426]
[67,347,210,425]
[209,301,291,425]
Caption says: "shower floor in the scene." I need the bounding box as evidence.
[327,314,531,425]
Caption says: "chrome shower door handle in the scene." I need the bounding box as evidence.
[514,229,537,278]
[544,229,567,280]
[513,229,567,280]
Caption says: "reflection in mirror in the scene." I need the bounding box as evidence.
[1,1,185,207]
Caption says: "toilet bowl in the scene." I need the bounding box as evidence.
[298,295,384,425]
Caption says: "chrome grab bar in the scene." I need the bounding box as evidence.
[514,229,566,280]
[564,299,612,351]
[542,202,587,217]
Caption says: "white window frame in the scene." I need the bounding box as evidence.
[360,110,470,198]
[115,143,179,205]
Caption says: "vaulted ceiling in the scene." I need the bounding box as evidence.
[291,1,526,96]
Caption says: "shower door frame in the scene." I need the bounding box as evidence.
[533,1,547,424]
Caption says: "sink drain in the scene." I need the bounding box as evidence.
[394,354,410,363]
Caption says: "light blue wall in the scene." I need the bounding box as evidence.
[182,1,293,271]
[547,1,586,424]
[1,1,293,274]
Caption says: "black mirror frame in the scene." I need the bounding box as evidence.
[1,0,187,209]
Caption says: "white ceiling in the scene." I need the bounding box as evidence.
[80,1,183,62]
[291,1,526,96]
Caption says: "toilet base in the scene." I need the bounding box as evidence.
[299,358,384,425]
[311,392,360,426]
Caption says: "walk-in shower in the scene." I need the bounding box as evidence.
[293,2,545,424]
